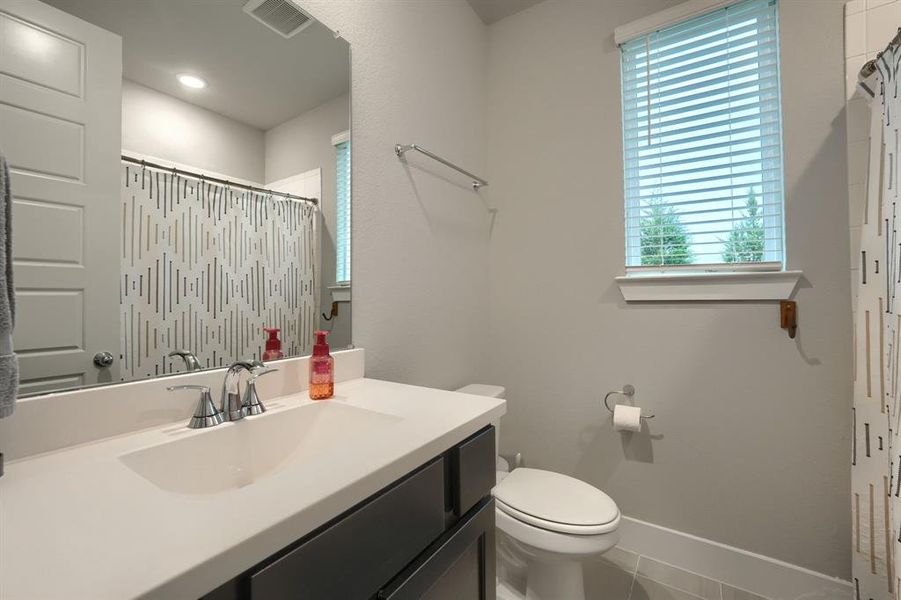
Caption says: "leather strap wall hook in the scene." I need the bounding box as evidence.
[322,301,339,322]
[780,300,797,339]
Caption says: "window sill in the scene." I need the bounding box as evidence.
[615,270,803,302]
[329,283,351,303]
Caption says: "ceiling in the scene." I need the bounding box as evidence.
[465,0,546,24]
[43,0,350,130]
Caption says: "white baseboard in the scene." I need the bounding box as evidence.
[618,516,852,600]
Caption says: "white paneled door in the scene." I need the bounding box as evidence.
[1,0,121,394]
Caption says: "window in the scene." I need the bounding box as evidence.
[334,133,351,284]
[620,0,784,273]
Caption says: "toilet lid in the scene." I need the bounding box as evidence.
[492,468,620,534]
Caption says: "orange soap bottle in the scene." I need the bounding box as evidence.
[309,330,334,400]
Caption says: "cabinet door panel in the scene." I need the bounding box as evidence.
[421,543,480,600]
[450,426,495,517]
[250,458,445,600]
[379,498,496,600]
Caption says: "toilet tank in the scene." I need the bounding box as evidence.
[455,384,506,472]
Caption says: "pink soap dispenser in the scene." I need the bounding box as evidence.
[309,330,334,400]
[262,327,284,361]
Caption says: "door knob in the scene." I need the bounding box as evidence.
[93,351,114,368]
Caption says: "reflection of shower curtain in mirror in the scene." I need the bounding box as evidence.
[853,51,901,598]
[119,162,318,379]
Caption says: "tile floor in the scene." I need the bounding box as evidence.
[582,546,770,600]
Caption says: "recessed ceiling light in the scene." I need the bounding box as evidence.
[177,74,206,89]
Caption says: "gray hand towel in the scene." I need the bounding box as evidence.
[0,152,18,418]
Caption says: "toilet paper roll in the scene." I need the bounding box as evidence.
[613,404,643,432]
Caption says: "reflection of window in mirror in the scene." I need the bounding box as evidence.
[7,0,351,396]
[333,131,351,285]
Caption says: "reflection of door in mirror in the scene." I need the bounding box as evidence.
[4,0,351,396]
[2,0,123,395]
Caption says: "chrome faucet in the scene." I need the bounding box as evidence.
[168,349,202,372]
[243,367,278,416]
[167,384,223,429]
[220,360,261,421]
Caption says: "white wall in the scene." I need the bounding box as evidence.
[484,0,851,579]
[265,94,349,184]
[265,94,351,348]
[122,80,265,182]
[288,0,850,578]
[298,1,490,387]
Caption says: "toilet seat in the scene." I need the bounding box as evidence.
[496,499,620,535]
[495,507,620,558]
[492,468,620,535]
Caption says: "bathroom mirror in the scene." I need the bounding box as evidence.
[5,0,351,396]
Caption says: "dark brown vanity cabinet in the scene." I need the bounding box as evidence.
[203,425,496,600]
[378,497,495,600]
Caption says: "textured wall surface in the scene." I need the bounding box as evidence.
[121,80,265,183]
[299,1,491,388]
[484,0,851,578]
[292,0,852,578]
[265,94,349,185]
[266,93,351,347]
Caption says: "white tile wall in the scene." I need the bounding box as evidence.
[866,3,901,52]
[846,10,867,57]
[844,0,894,313]
[849,183,866,227]
[847,98,871,141]
[848,0,866,14]
[843,0,899,101]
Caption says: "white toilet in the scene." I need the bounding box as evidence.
[456,385,622,600]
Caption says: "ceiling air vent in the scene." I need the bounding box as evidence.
[243,0,315,38]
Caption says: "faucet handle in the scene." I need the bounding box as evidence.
[168,385,223,429]
[243,368,278,416]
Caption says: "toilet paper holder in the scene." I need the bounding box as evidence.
[603,384,655,420]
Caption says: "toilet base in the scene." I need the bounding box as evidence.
[493,481,620,600]
[524,559,585,600]
[496,558,586,600]
[497,579,524,600]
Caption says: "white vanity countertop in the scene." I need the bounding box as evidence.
[0,378,506,600]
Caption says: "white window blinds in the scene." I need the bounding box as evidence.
[335,139,351,283]
[621,0,784,271]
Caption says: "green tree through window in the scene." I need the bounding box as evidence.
[640,201,694,266]
[722,189,765,264]
[621,0,784,270]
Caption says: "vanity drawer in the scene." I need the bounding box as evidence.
[449,426,495,517]
[249,457,445,600]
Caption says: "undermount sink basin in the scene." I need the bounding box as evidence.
[120,402,402,494]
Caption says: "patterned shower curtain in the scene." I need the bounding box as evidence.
[853,51,901,599]
[119,162,319,380]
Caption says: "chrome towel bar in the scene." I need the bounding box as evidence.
[395,143,488,190]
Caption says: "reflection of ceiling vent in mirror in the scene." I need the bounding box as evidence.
[243,0,315,38]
